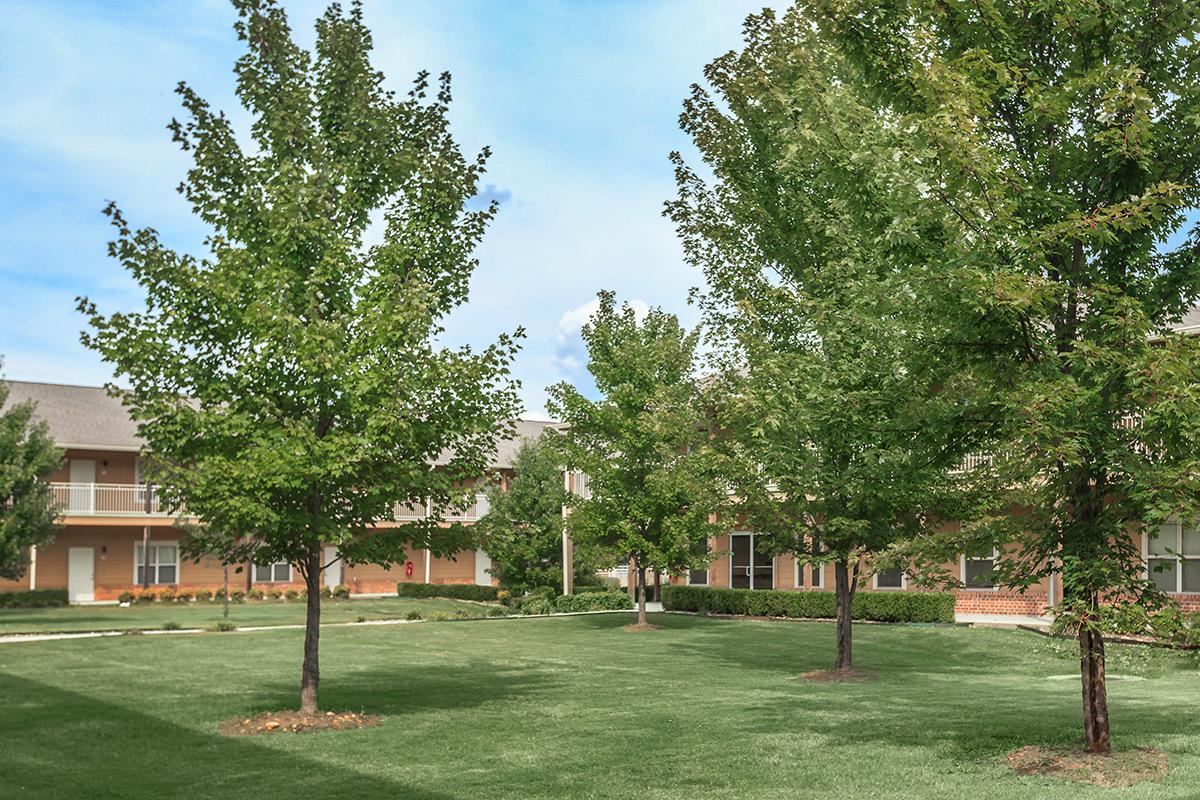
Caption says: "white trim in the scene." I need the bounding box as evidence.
[29,545,37,590]
[253,560,293,583]
[686,567,709,586]
[794,558,825,589]
[133,540,181,585]
[728,532,773,590]
[1145,521,1200,595]
[59,443,141,452]
[960,548,999,592]
[872,567,907,591]
[424,549,432,583]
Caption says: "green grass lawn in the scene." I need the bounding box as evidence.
[1,614,1197,799]
[0,596,490,634]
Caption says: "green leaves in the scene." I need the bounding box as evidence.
[547,293,726,574]
[0,374,62,580]
[79,0,522,574]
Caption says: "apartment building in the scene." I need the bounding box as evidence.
[0,380,558,602]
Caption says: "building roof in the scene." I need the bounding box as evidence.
[1169,307,1200,336]
[1,380,559,468]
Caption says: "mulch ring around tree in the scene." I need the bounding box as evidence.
[801,667,876,683]
[623,622,665,632]
[1005,745,1167,787]
[219,710,381,736]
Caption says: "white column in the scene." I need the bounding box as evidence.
[562,470,572,595]
[29,545,37,590]
[424,549,432,583]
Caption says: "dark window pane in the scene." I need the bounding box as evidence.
[876,567,903,589]
[965,558,995,589]
[1182,560,1200,594]
[255,564,271,582]
[810,565,823,588]
[274,563,290,582]
[157,565,176,584]
[1150,558,1178,593]
[136,566,146,584]
[688,569,708,585]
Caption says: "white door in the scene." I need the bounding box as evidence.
[68,459,96,513]
[474,549,492,586]
[323,546,342,588]
[68,547,95,603]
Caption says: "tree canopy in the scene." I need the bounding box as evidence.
[0,373,62,581]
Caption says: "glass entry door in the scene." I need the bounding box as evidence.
[730,534,774,590]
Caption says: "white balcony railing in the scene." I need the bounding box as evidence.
[393,494,491,522]
[50,482,172,516]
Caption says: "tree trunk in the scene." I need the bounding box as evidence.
[834,559,854,671]
[299,553,321,715]
[1079,622,1111,754]
[637,564,647,626]
[222,564,229,620]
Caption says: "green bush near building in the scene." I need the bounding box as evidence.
[0,588,68,608]
[661,585,956,624]
[396,582,500,602]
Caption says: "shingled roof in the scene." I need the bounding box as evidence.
[1,380,559,468]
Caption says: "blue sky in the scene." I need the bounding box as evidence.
[0,0,779,418]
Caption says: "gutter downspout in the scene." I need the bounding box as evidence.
[29,545,37,590]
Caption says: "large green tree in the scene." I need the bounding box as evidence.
[476,435,584,595]
[0,372,62,580]
[547,293,726,627]
[805,0,1200,753]
[78,0,521,715]
[668,10,999,672]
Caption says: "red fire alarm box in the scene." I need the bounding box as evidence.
[405,561,414,577]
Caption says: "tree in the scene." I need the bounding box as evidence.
[667,9,998,672]
[78,0,521,715]
[0,371,62,580]
[477,435,584,595]
[547,293,726,627]
[805,0,1200,752]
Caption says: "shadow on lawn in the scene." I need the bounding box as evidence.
[247,659,558,718]
[658,616,1186,762]
[0,673,463,800]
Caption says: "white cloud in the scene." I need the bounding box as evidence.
[555,296,650,344]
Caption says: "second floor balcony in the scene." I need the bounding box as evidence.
[51,482,171,517]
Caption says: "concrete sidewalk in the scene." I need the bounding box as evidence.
[956,612,1052,628]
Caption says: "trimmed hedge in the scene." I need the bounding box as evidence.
[0,588,69,608]
[519,590,632,615]
[396,582,500,602]
[661,585,956,624]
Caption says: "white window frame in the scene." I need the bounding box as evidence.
[961,548,999,592]
[255,560,293,583]
[1145,521,1200,595]
[686,568,709,586]
[872,567,907,591]
[794,559,825,589]
[133,541,180,585]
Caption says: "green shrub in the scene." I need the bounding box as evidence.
[661,585,956,624]
[230,589,246,603]
[320,586,332,599]
[136,589,158,604]
[158,588,176,603]
[332,584,351,600]
[247,588,265,601]
[174,590,193,603]
[162,621,182,631]
[213,589,226,601]
[0,588,69,608]
[194,589,212,602]
[487,605,509,617]
[116,591,135,604]
[552,590,631,613]
[405,610,423,621]
[396,582,500,602]
[284,589,300,601]
[267,589,283,600]
[211,619,236,632]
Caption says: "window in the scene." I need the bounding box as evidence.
[687,569,708,586]
[874,567,904,590]
[255,561,292,583]
[963,548,997,590]
[1148,522,1200,594]
[810,564,824,589]
[134,542,178,585]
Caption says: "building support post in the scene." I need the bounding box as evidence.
[141,482,153,589]
[29,545,37,590]
[561,470,573,596]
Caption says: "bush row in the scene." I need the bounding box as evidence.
[116,585,351,604]
[396,582,500,602]
[517,590,632,615]
[0,588,69,608]
[661,585,956,623]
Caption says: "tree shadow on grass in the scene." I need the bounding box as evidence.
[247,659,558,718]
[0,673,464,800]
[658,617,1189,763]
